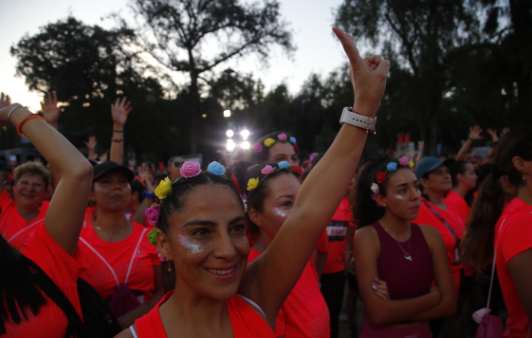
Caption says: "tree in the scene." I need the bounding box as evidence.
[130,0,295,152]
[335,0,480,155]
[10,17,182,162]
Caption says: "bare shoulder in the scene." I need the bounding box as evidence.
[115,326,135,338]
[354,225,380,254]
[418,224,445,249]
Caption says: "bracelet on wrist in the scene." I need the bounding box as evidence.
[112,138,124,142]
[142,192,156,199]
[113,129,124,133]
[339,107,377,134]
[17,115,46,137]
[7,106,22,123]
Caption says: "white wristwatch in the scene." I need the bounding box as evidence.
[339,107,377,134]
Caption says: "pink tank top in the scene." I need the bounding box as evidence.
[372,222,433,299]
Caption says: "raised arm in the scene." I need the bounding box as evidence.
[41,92,62,190]
[456,126,483,161]
[240,27,390,321]
[110,97,132,164]
[0,93,11,196]
[1,104,93,256]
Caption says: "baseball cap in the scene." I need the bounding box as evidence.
[93,161,135,182]
[415,157,455,179]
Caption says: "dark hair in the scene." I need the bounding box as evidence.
[250,131,297,164]
[244,163,299,236]
[157,172,244,234]
[461,127,532,270]
[0,235,47,334]
[353,157,414,228]
[130,179,146,203]
[449,161,469,188]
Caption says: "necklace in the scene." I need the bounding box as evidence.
[381,223,413,261]
[94,224,127,235]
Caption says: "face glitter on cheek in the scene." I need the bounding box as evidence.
[272,207,290,218]
[178,232,204,254]
[392,194,406,201]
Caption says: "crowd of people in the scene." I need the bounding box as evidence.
[0,27,530,338]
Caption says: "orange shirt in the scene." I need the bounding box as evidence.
[323,197,354,274]
[495,198,532,338]
[2,224,85,337]
[135,290,276,338]
[444,190,471,226]
[248,248,330,338]
[413,199,464,296]
[79,222,160,302]
[0,190,49,250]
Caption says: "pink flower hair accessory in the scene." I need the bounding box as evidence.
[400,156,409,166]
[145,205,161,227]
[261,165,276,175]
[278,133,288,141]
[253,143,263,152]
[180,161,202,178]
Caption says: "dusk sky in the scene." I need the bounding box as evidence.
[0,0,360,111]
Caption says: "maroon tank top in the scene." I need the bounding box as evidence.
[372,222,433,300]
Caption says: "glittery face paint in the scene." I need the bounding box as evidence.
[272,206,291,218]
[392,194,406,201]
[178,232,204,254]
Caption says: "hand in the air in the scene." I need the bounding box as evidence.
[468,126,484,141]
[111,97,132,127]
[0,92,11,110]
[333,27,390,117]
[41,92,60,127]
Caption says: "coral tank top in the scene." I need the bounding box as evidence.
[135,290,275,338]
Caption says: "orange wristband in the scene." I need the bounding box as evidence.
[17,115,46,137]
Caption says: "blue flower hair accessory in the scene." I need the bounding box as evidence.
[278,161,291,169]
[387,162,397,172]
[207,161,226,176]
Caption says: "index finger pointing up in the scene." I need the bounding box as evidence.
[332,27,366,71]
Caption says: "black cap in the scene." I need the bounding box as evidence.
[93,161,135,182]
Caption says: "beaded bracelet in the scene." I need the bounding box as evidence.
[17,114,46,137]
[142,192,156,199]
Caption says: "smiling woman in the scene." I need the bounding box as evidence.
[115,26,390,338]
[0,162,51,249]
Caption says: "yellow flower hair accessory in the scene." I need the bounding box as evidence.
[409,160,415,169]
[247,177,259,191]
[155,177,173,200]
[264,138,275,147]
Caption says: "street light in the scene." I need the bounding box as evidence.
[224,110,231,118]
[240,141,250,150]
[226,129,234,138]
[226,139,236,151]
[240,129,250,139]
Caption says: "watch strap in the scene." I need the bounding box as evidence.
[339,107,377,132]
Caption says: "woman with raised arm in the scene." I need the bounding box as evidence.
[0,102,94,337]
[446,160,477,223]
[116,27,390,338]
[0,93,58,250]
[353,157,455,337]
[461,127,532,337]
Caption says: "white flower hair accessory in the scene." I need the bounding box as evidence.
[370,183,380,194]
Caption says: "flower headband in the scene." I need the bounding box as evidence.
[371,156,415,196]
[147,161,246,252]
[247,161,303,194]
[252,133,299,153]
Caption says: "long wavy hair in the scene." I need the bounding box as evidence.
[461,127,532,270]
